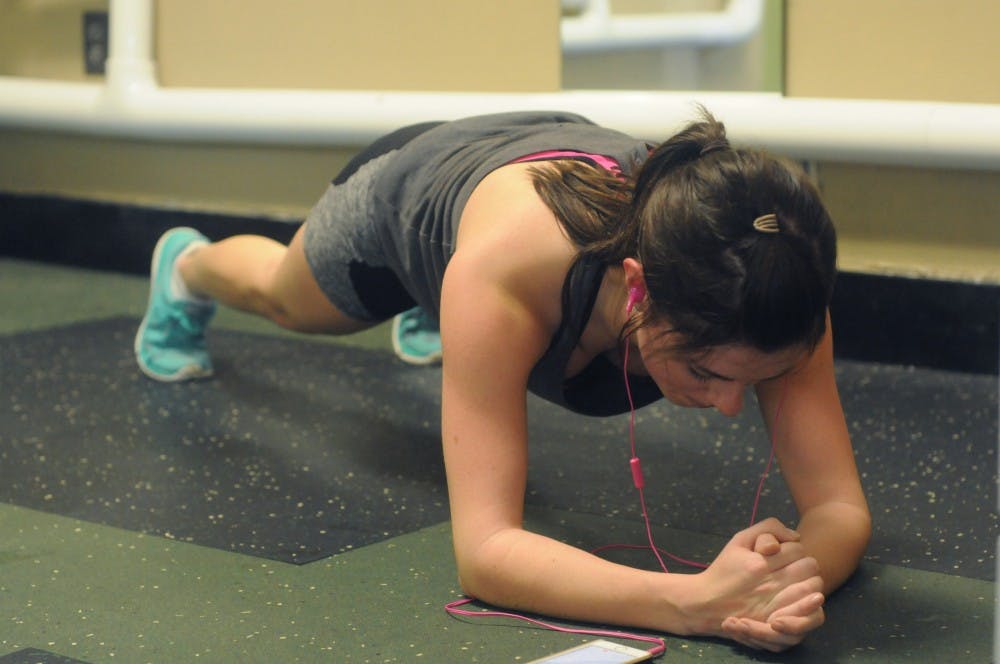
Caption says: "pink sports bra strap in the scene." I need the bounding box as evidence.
[510,149,622,175]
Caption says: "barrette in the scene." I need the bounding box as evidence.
[752,213,779,233]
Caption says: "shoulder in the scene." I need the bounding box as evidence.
[459,162,562,242]
[450,162,576,337]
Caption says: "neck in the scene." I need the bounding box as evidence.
[590,267,631,354]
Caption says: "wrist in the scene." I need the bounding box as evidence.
[655,571,720,637]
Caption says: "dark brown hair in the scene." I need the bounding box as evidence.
[530,109,837,355]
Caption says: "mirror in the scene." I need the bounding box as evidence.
[560,0,784,92]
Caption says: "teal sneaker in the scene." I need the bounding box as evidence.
[391,306,442,366]
[134,227,216,381]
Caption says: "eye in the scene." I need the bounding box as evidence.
[687,365,712,383]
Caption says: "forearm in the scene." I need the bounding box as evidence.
[456,527,705,636]
[796,501,872,594]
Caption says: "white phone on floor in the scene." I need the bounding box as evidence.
[526,639,655,663]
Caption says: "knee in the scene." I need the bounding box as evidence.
[260,297,315,333]
[250,257,370,334]
[238,275,305,332]
[254,284,361,334]
[237,258,308,332]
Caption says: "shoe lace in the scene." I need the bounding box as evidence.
[166,299,214,335]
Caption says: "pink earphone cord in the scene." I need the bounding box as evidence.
[444,338,788,658]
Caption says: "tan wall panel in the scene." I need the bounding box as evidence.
[785,0,1000,281]
[0,0,108,80]
[0,129,350,219]
[157,0,560,92]
[0,1,560,218]
[819,163,1000,246]
[819,162,1000,282]
[0,1,559,91]
[786,0,1000,103]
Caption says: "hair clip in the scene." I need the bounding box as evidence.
[752,213,780,233]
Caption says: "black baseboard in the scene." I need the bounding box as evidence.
[3,192,998,374]
[830,272,997,374]
[1,193,298,275]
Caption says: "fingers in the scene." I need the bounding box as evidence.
[715,519,825,652]
[753,532,780,556]
[759,557,822,618]
[767,587,825,627]
[722,616,805,653]
[770,605,826,637]
[732,517,800,548]
[760,542,816,576]
[769,555,821,592]
[722,600,825,653]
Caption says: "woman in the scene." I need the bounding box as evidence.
[135,110,871,652]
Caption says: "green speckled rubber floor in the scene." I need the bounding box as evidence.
[0,258,995,663]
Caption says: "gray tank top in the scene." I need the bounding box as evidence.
[370,112,660,415]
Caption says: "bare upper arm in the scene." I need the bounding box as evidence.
[438,164,574,569]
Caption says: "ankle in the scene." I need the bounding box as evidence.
[172,243,210,302]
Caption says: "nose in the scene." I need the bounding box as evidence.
[711,383,745,417]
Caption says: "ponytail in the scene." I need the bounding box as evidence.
[630,107,730,225]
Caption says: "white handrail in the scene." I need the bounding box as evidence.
[0,0,998,171]
[561,0,765,53]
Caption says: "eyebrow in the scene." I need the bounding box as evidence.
[691,362,794,384]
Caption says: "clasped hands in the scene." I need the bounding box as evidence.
[698,517,825,652]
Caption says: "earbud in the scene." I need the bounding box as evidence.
[626,285,646,314]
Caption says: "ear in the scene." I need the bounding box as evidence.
[622,258,647,313]
[623,257,646,292]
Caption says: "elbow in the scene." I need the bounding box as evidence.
[456,568,480,600]
[802,500,873,594]
[854,501,874,550]
[834,498,873,551]
[453,529,517,603]
[839,501,873,567]
[454,548,499,601]
[454,551,476,597]
[834,502,874,590]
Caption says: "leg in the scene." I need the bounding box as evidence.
[136,124,438,381]
[135,222,376,382]
[178,223,373,335]
[177,121,445,335]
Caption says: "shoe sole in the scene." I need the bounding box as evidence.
[134,228,214,382]
[390,313,443,366]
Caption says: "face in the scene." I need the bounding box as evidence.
[631,325,806,417]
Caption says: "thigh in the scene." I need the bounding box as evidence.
[269,223,375,334]
[292,123,446,328]
[303,151,421,323]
